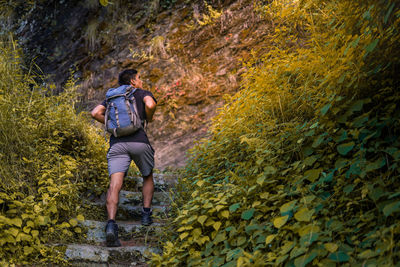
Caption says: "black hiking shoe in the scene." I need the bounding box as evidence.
[105,220,121,247]
[141,208,153,226]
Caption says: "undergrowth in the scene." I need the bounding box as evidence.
[151,0,400,266]
[0,38,108,265]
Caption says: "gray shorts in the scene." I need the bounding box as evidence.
[107,142,154,177]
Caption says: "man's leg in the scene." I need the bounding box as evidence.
[142,172,154,209]
[105,172,124,247]
[107,172,125,220]
[142,172,154,226]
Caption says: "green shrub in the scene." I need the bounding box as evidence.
[151,0,400,266]
[0,38,108,264]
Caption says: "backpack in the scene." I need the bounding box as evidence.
[104,85,143,137]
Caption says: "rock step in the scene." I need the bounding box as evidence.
[65,244,160,265]
[119,191,171,206]
[83,220,163,243]
[87,203,169,221]
[125,173,177,192]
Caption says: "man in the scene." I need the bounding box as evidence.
[91,69,157,247]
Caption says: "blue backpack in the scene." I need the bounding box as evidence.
[104,85,143,137]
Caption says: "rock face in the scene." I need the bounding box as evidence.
[62,173,176,266]
[4,0,272,169]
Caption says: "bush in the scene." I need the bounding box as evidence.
[151,0,400,266]
[0,38,108,264]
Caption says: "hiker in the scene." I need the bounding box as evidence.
[91,69,157,247]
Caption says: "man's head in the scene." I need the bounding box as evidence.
[118,69,142,88]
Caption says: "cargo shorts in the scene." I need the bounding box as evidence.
[107,142,154,177]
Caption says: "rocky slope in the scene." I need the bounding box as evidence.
[2,0,272,169]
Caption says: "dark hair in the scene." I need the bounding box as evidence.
[118,69,138,85]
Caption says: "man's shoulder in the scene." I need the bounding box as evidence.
[136,88,152,95]
[136,88,156,101]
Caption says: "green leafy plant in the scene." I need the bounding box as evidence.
[0,37,108,264]
[151,0,400,266]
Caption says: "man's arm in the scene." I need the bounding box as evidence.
[91,105,106,124]
[143,96,156,122]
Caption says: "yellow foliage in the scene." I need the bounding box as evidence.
[197,1,222,27]
[0,38,108,264]
[151,0,400,266]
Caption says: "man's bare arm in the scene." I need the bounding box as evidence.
[91,105,106,124]
[143,96,156,122]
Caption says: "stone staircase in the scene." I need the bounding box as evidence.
[64,173,176,266]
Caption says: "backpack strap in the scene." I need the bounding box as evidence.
[126,88,145,130]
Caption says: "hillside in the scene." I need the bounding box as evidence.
[1,0,271,169]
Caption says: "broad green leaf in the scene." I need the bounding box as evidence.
[236,235,247,246]
[294,251,318,267]
[324,243,338,253]
[299,224,320,236]
[179,232,189,240]
[241,208,255,220]
[343,184,355,194]
[198,215,207,225]
[294,208,314,222]
[213,221,222,231]
[69,219,78,227]
[10,218,22,227]
[76,214,85,221]
[365,158,385,173]
[226,248,243,261]
[337,142,355,156]
[312,135,324,148]
[280,241,295,255]
[304,156,317,167]
[192,228,202,239]
[358,249,378,259]
[328,251,350,262]
[229,203,240,212]
[273,215,289,228]
[216,205,225,211]
[256,175,265,186]
[177,226,186,232]
[383,201,400,217]
[290,246,307,259]
[264,166,277,175]
[304,169,321,182]
[24,246,34,255]
[31,230,39,238]
[220,210,229,218]
[300,232,319,247]
[276,255,289,265]
[280,200,297,215]
[8,227,19,237]
[265,234,277,245]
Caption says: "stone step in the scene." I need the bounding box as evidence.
[86,202,169,221]
[119,191,171,206]
[125,173,177,192]
[65,244,160,265]
[94,191,171,207]
[83,220,163,243]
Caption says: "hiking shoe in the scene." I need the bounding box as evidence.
[105,220,121,247]
[141,208,153,226]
